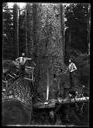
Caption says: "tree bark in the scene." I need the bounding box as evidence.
[13,4,19,58]
[32,3,38,60]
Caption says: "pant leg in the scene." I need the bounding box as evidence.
[19,65,25,77]
[69,72,73,87]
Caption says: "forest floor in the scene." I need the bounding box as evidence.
[30,105,89,126]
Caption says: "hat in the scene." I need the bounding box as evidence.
[22,53,25,56]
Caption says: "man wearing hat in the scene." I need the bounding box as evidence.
[15,53,32,77]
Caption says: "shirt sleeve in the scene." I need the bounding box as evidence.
[69,63,77,72]
[16,57,20,62]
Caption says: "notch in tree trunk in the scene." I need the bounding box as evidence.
[46,68,50,101]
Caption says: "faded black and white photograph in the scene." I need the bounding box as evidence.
[2,2,90,127]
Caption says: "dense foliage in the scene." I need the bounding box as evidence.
[65,3,90,54]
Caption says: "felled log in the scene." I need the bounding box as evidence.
[58,97,89,104]
[33,97,89,109]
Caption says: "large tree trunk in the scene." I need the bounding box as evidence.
[34,4,65,101]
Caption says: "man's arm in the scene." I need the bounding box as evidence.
[25,57,32,61]
[15,57,20,62]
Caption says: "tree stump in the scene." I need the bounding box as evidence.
[2,99,32,126]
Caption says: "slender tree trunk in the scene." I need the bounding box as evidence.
[2,14,4,60]
[32,3,38,60]
[88,4,91,55]
[25,4,28,56]
[17,9,19,57]
[32,3,40,94]
[13,4,19,58]
[60,4,65,61]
